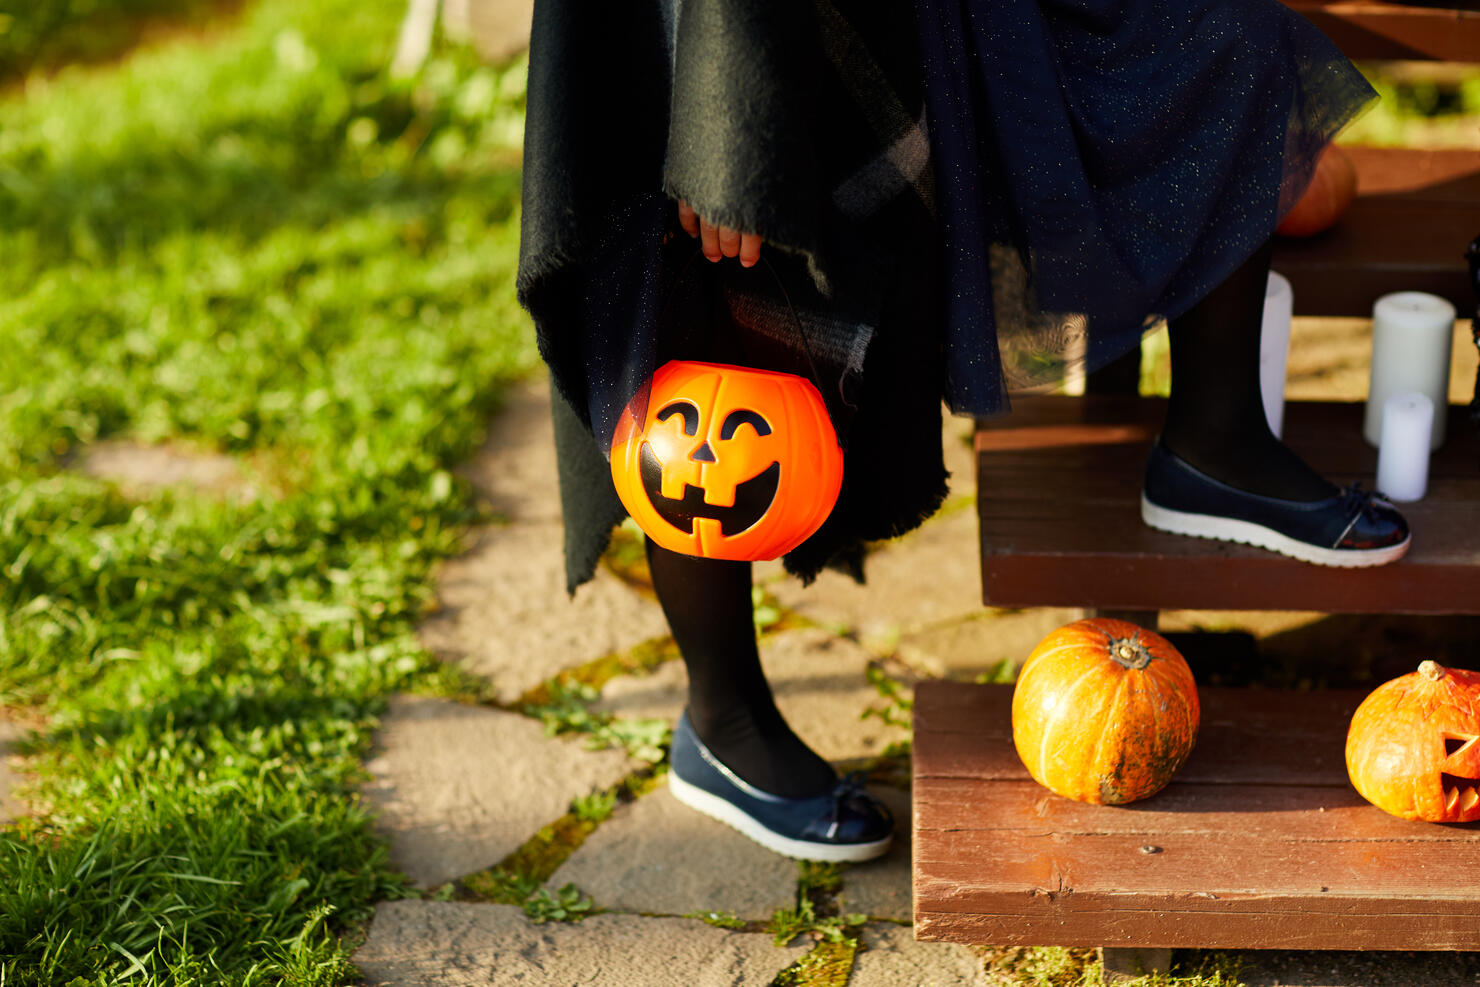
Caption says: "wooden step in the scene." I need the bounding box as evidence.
[1272,146,1480,318]
[912,681,1480,949]
[974,395,1480,614]
[1282,0,1480,62]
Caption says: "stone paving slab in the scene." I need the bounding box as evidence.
[767,509,985,650]
[457,375,561,523]
[838,786,912,923]
[849,923,987,986]
[940,410,977,500]
[895,607,1083,681]
[544,780,798,921]
[73,441,251,499]
[353,900,807,986]
[362,695,635,888]
[442,0,535,64]
[418,521,669,703]
[0,716,26,825]
[592,628,908,763]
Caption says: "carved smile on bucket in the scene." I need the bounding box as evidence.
[639,441,781,536]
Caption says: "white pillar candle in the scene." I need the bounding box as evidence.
[1376,392,1434,502]
[1260,271,1294,438]
[1363,291,1456,450]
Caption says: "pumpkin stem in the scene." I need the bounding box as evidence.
[1109,636,1154,670]
[1419,660,1445,681]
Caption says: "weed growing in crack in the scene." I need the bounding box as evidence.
[683,910,748,930]
[570,788,618,823]
[523,680,670,763]
[521,883,594,924]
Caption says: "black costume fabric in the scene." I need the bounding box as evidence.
[916,0,1376,415]
[520,0,947,592]
[518,0,1375,593]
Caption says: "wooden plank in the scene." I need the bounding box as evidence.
[1281,0,1480,61]
[975,397,1480,613]
[917,832,1480,903]
[1271,146,1480,317]
[912,682,1480,950]
[1274,194,1480,317]
[1343,146,1480,198]
[918,779,1394,840]
[913,900,1480,951]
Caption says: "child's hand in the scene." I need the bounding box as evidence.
[678,200,763,268]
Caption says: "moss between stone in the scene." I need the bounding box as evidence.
[976,946,1249,986]
[458,767,665,904]
[518,636,681,710]
[770,939,858,987]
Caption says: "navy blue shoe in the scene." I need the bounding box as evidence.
[1141,442,1410,568]
[667,712,894,862]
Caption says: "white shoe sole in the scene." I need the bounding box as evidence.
[667,771,893,863]
[1141,496,1410,568]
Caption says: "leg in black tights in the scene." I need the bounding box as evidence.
[1161,240,1336,502]
[645,537,837,798]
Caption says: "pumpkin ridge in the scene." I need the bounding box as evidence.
[1145,675,1166,784]
[1090,672,1132,802]
[1038,659,1109,794]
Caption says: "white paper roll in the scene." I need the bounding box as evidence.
[1376,392,1434,502]
[1260,271,1294,439]
[1363,291,1456,450]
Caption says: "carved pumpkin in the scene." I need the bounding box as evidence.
[1012,618,1200,805]
[1275,145,1357,238]
[1346,660,1480,823]
[610,360,843,561]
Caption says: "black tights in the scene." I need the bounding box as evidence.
[645,537,837,797]
[1162,240,1336,501]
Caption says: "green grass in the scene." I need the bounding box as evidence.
[0,0,243,82]
[0,0,536,981]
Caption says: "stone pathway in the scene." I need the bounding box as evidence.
[355,901,809,986]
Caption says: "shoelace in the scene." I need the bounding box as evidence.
[822,772,877,840]
[1332,483,1394,546]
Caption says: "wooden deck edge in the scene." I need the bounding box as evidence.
[912,906,1480,951]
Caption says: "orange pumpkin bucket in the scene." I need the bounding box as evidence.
[610,360,844,561]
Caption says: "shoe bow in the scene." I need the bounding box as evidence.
[820,772,887,840]
[1334,483,1396,546]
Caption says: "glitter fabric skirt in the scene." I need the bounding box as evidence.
[915,0,1377,416]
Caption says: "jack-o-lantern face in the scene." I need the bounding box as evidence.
[1346,661,1480,823]
[611,361,843,561]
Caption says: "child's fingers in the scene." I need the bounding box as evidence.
[717,226,741,259]
[700,218,721,261]
[678,200,700,237]
[681,201,762,265]
[738,234,763,268]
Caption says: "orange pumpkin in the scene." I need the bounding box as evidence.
[610,360,843,561]
[1275,145,1357,238]
[1346,660,1480,823]
[1012,618,1200,805]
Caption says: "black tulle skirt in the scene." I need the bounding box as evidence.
[915,0,1377,417]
